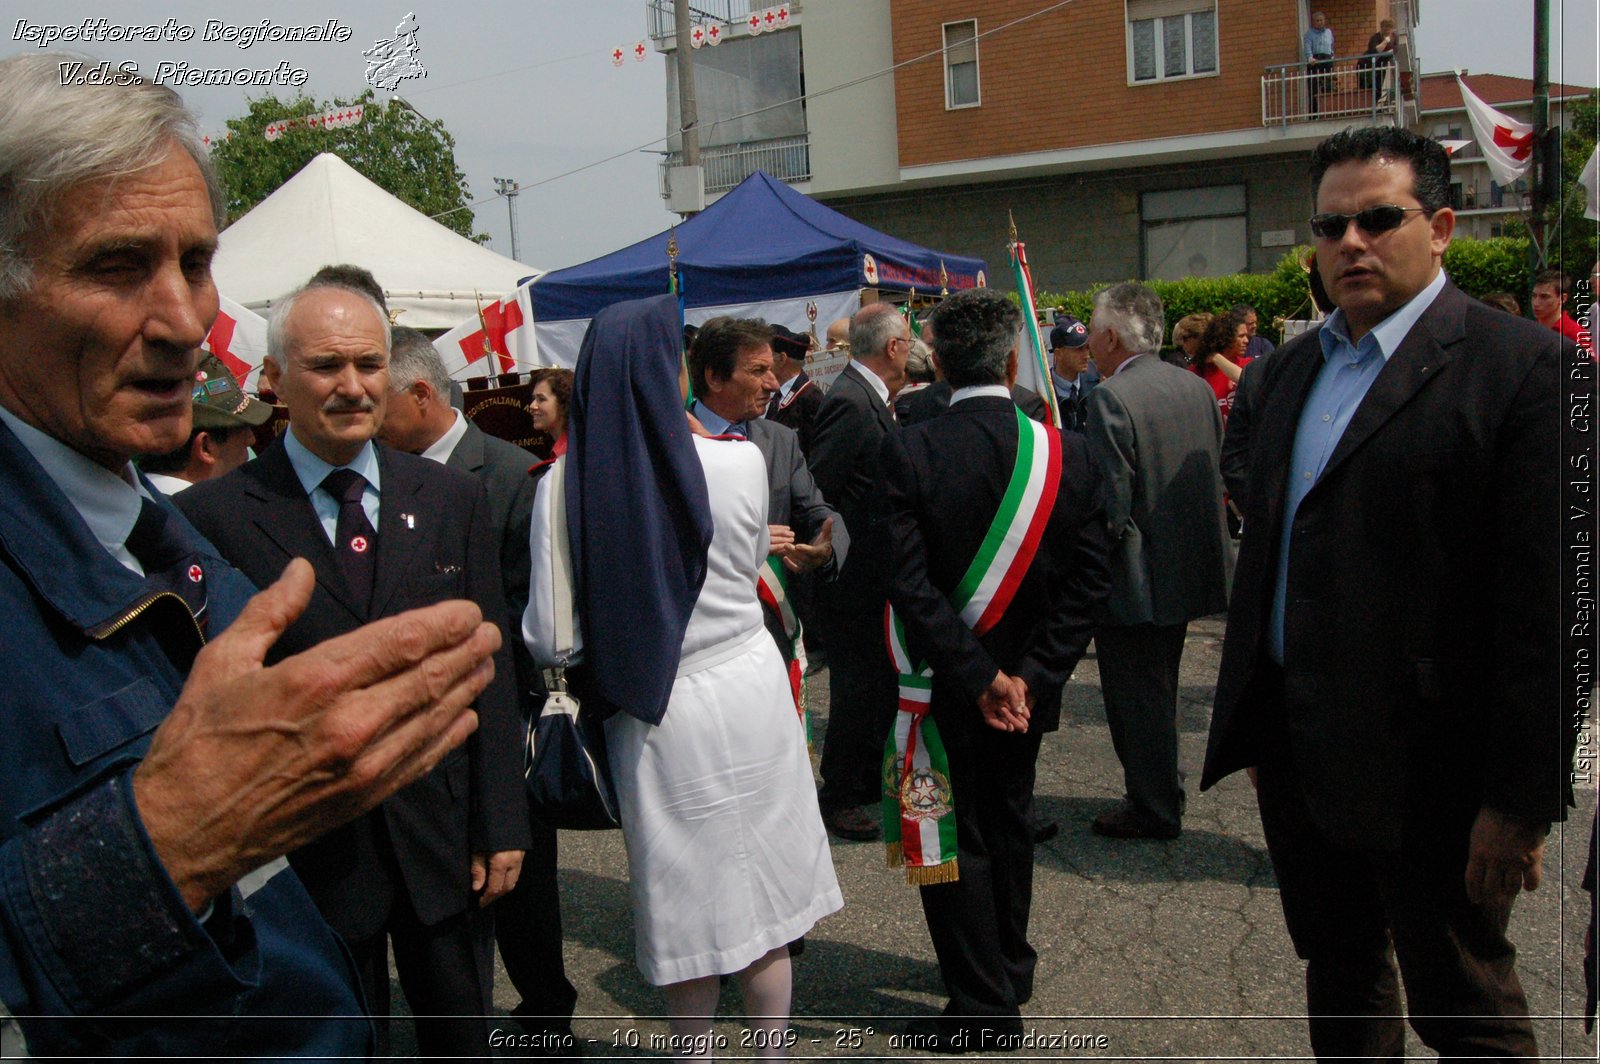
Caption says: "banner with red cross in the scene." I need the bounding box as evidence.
[201,293,270,394]
[434,287,539,379]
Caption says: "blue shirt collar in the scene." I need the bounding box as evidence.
[1318,269,1448,366]
[690,400,745,437]
[283,428,381,497]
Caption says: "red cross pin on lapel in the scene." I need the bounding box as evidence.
[401,513,415,530]
[351,536,369,553]
[187,564,204,583]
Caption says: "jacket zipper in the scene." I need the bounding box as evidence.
[88,591,207,644]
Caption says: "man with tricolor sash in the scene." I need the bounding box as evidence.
[872,289,1109,1052]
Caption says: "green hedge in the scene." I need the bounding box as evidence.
[1016,238,1531,344]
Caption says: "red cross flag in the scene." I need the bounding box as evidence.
[690,25,706,48]
[202,294,269,394]
[435,289,537,379]
[776,5,791,26]
[763,8,777,28]
[747,12,763,34]
[634,40,647,61]
[706,23,723,45]
[612,47,624,66]
[1456,75,1533,188]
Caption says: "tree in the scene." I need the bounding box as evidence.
[1506,88,1598,280]
[209,90,485,241]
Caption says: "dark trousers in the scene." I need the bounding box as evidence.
[494,812,579,1027]
[1095,622,1188,832]
[1255,758,1537,1059]
[347,899,494,1062]
[1308,60,1334,113]
[817,600,898,811]
[918,717,1042,1029]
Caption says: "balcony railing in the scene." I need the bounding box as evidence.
[1262,55,1403,126]
[648,0,765,42]
[662,134,811,196]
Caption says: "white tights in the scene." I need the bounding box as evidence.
[661,946,792,1060]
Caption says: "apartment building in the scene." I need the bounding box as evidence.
[653,0,1421,290]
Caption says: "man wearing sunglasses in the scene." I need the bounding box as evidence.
[1203,126,1573,1059]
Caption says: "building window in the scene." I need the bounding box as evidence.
[1127,0,1217,83]
[1142,185,1247,280]
[944,21,980,109]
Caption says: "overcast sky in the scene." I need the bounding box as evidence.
[2,2,1593,273]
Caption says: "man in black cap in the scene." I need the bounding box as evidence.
[1048,315,1096,434]
[139,352,274,494]
[765,323,823,459]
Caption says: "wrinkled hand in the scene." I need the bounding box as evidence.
[134,558,499,912]
[781,516,835,574]
[976,670,1030,733]
[472,849,525,906]
[767,524,797,556]
[1464,806,1547,906]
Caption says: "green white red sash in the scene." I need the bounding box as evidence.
[883,404,1062,884]
[756,556,811,745]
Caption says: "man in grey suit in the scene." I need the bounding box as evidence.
[377,328,578,1050]
[1083,282,1232,840]
[687,318,846,655]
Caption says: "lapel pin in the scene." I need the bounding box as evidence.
[401,513,416,529]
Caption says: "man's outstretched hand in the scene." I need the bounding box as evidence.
[134,558,500,912]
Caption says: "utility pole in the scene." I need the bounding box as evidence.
[1529,0,1551,269]
[673,0,700,172]
[494,177,521,262]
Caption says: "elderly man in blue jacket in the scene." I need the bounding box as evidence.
[0,54,501,1057]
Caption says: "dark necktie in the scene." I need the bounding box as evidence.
[766,393,781,419]
[321,468,377,611]
[124,497,209,633]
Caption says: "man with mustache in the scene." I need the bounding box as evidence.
[179,279,529,1060]
[1203,126,1574,1058]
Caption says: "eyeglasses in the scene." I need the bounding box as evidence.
[1308,204,1429,240]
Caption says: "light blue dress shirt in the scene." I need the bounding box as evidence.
[283,430,382,545]
[691,399,745,437]
[1304,24,1335,59]
[1268,269,1447,664]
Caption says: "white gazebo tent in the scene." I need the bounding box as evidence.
[211,152,541,329]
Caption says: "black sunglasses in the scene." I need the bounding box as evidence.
[1308,204,1430,240]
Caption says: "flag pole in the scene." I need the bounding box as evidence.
[1007,211,1060,428]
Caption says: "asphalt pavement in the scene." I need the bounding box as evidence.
[396,615,1598,1061]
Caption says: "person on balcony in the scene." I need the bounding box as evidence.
[1303,12,1335,116]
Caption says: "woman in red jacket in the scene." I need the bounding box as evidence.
[1192,308,1253,422]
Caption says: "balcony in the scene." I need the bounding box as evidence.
[648,0,767,43]
[661,134,811,196]
[1262,55,1406,126]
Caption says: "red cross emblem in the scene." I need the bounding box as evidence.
[763,9,777,27]
[187,564,203,583]
[350,536,369,553]
[706,24,722,44]
[456,297,524,375]
[1492,124,1534,161]
[634,41,647,61]
[862,253,879,285]
[776,5,790,26]
[691,26,705,47]
[611,47,624,66]
[747,13,762,33]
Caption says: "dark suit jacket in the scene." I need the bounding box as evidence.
[872,394,1110,735]
[766,371,823,458]
[1219,356,1264,503]
[447,420,539,702]
[1052,375,1097,434]
[1202,281,1570,849]
[178,439,531,937]
[897,380,1051,427]
[809,362,895,542]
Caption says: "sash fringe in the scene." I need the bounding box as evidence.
[885,841,903,868]
[905,860,959,886]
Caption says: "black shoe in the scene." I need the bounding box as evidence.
[1090,800,1179,840]
[823,804,881,841]
[1029,818,1059,844]
[787,935,806,957]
